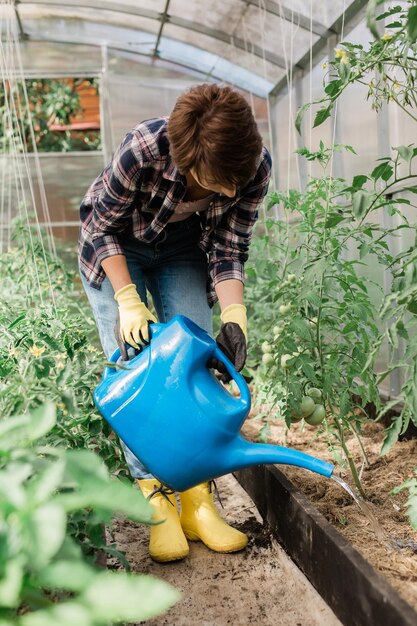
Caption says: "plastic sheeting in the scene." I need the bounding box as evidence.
[1,0,355,96]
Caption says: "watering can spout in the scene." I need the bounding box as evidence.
[223,436,334,478]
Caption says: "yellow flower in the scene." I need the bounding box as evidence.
[321,63,328,69]
[393,82,400,90]
[334,48,349,64]
[8,347,19,358]
[29,345,46,358]
[86,344,98,353]
[381,33,393,41]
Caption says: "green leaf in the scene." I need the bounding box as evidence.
[0,403,56,450]
[295,103,310,135]
[38,560,96,592]
[396,145,414,162]
[56,451,153,523]
[80,572,180,622]
[337,62,351,83]
[290,318,311,340]
[352,190,372,218]
[303,257,327,286]
[324,79,342,98]
[396,320,409,340]
[376,6,403,21]
[305,291,321,308]
[371,161,393,181]
[344,145,357,155]
[342,321,357,334]
[313,106,332,128]
[19,602,92,626]
[381,415,402,455]
[358,243,370,259]
[392,473,417,529]
[28,457,66,505]
[366,0,385,38]
[352,175,368,190]
[0,558,24,607]
[407,5,417,43]
[26,502,67,570]
[7,312,26,329]
[325,213,345,228]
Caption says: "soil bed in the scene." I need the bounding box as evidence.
[241,412,417,613]
[108,474,342,626]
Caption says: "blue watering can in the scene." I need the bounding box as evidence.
[94,315,334,491]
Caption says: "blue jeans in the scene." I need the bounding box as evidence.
[80,214,213,479]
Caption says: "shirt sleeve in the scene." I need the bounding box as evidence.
[91,131,144,263]
[208,147,272,289]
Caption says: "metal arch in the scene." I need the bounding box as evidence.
[13,30,272,96]
[17,0,286,68]
[154,0,170,57]
[17,0,330,38]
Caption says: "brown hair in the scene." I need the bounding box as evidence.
[167,83,262,189]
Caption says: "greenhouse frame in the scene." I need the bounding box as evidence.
[1,1,417,624]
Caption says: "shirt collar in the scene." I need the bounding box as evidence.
[162,154,186,185]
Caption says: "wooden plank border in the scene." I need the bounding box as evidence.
[235,465,417,626]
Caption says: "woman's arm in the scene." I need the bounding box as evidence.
[215,278,244,309]
[101,255,133,293]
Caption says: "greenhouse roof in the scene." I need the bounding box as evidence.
[4,0,368,96]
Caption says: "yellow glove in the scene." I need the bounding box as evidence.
[220,303,247,340]
[114,284,157,348]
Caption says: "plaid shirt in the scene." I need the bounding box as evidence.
[79,117,271,306]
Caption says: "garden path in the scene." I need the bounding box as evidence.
[109,474,342,626]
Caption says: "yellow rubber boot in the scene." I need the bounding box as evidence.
[179,482,248,553]
[137,479,189,562]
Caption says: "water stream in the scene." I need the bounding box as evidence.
[330,474,392,549]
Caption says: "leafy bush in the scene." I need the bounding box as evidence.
[0,227,122,474]
[0,403,179,625]
[247,1,417,519]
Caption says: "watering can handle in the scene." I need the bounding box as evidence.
[212,346,251,405]
[103,322,165,380]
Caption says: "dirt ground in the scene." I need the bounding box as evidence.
[242,413,417,613]
[108,474,342,626]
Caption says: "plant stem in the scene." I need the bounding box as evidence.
[333,415,366,497]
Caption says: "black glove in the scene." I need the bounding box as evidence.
[208,322,247,383]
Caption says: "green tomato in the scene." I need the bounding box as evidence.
[299,396,316,417]
[309,316,318,327]
[279,304,292,315]
[305,404,326,425]
[280,354,293,369]
[291,396,315,421]
[287,273,297,283]
[273,324,283,335]
[306,387,322,402]
[261,341,273,354]
[262,353,274,366]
